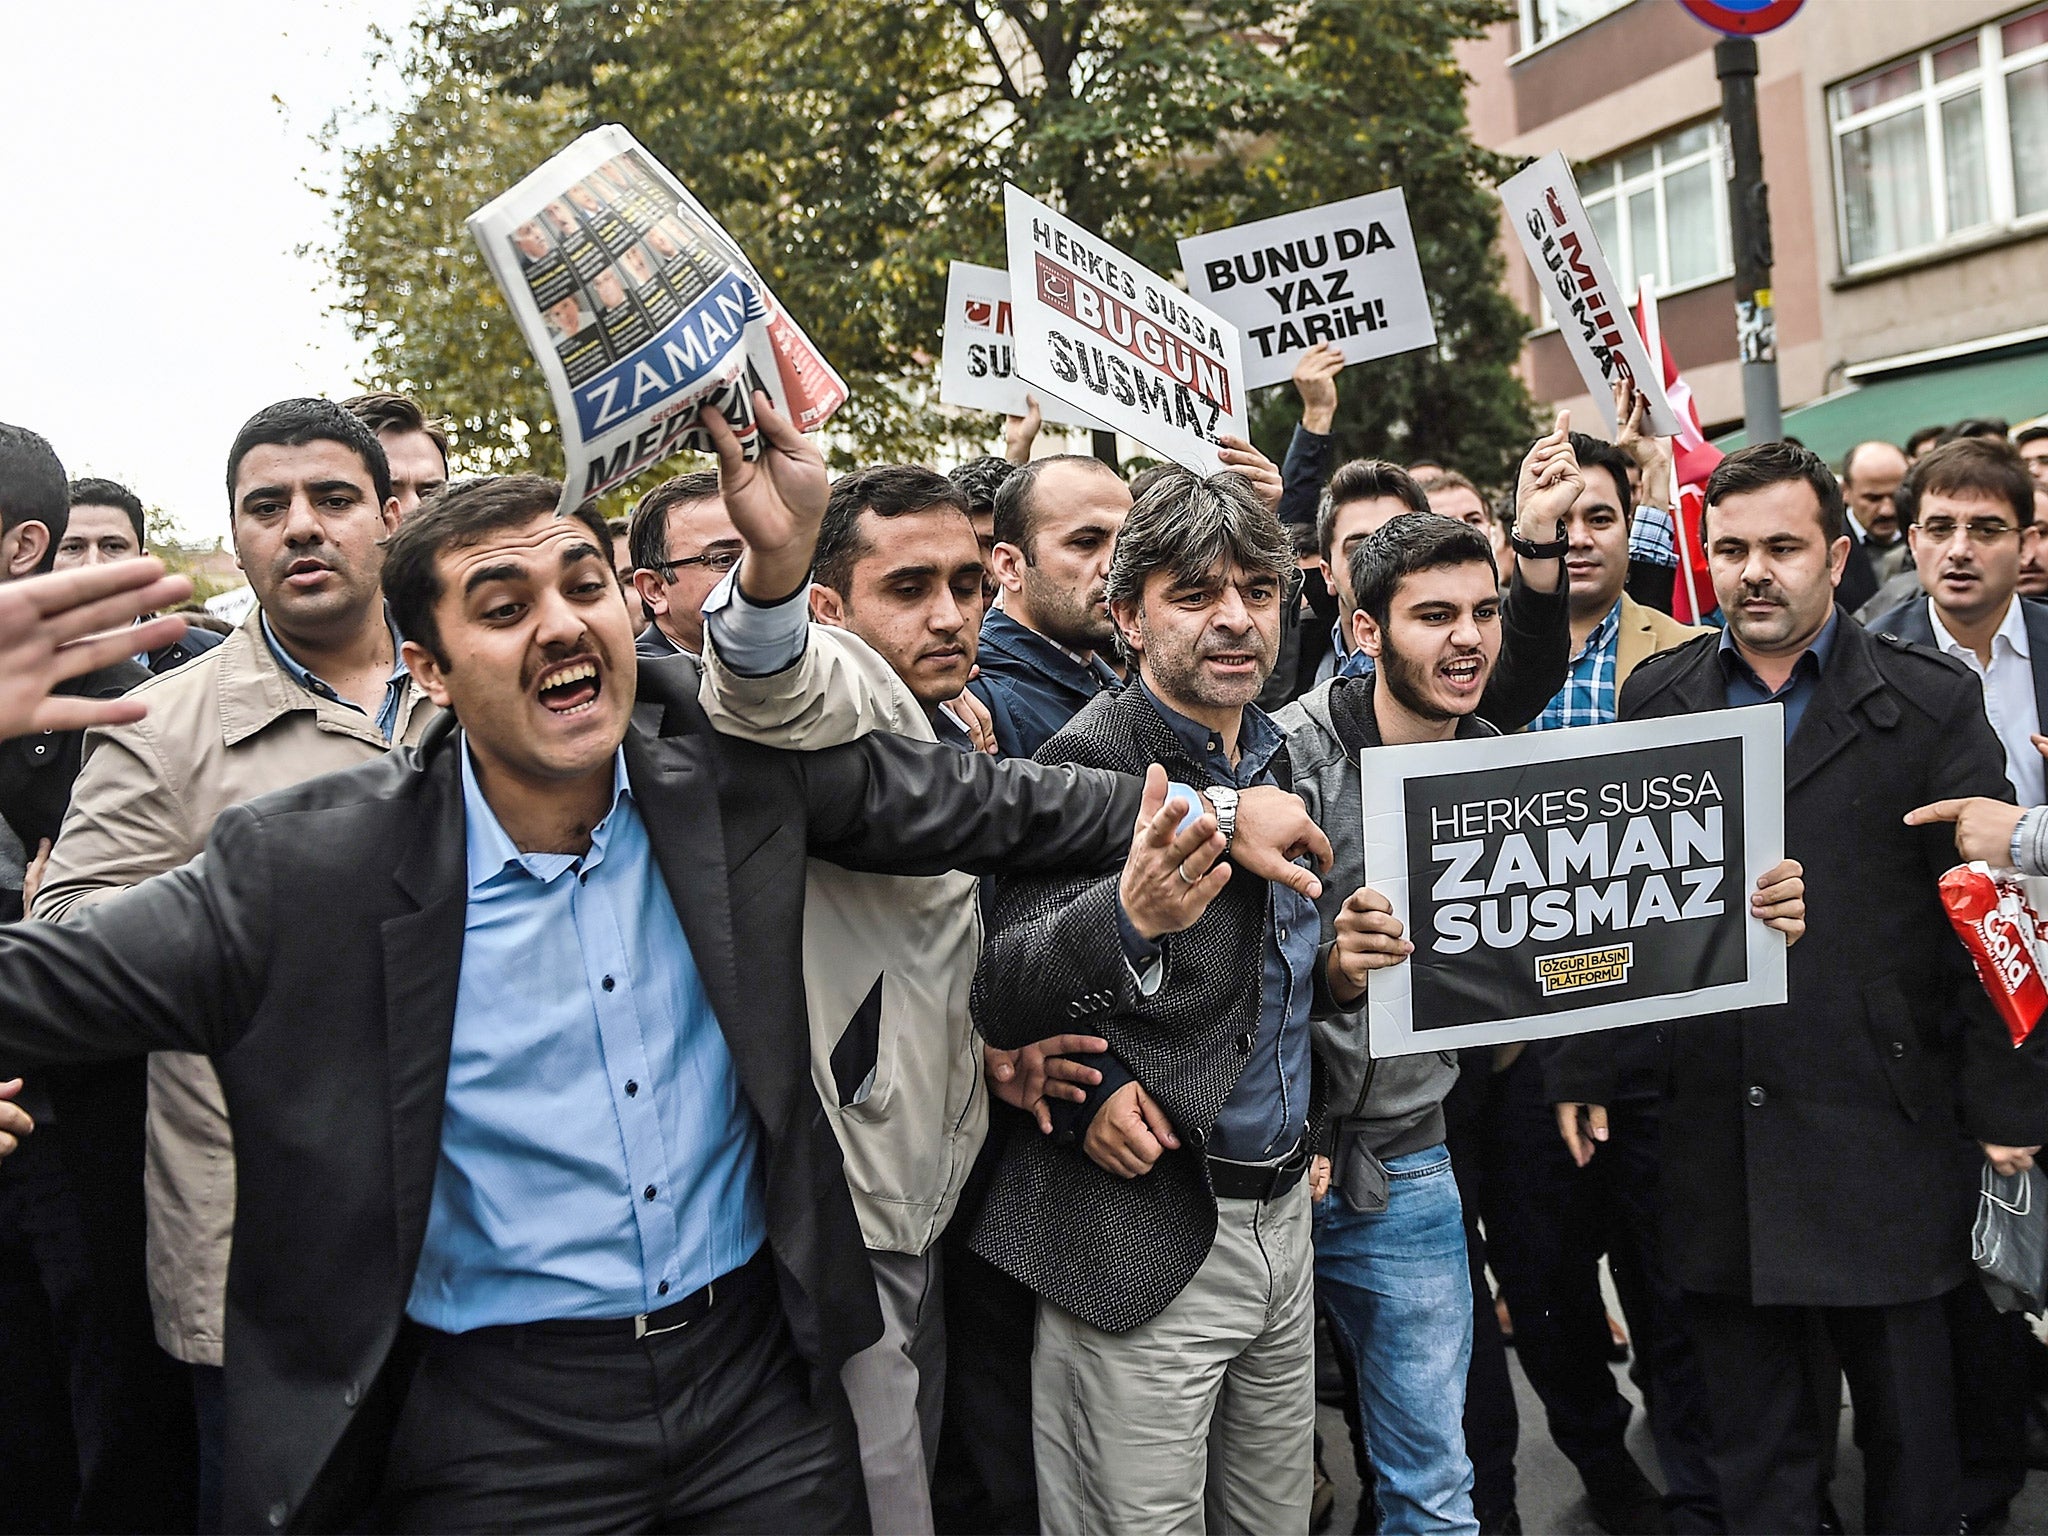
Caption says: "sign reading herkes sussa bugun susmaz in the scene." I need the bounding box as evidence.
[1361,707,1787,1056]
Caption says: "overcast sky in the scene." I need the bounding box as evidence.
[0,0,424,541]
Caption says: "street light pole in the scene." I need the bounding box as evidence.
[1716,35,1783,444]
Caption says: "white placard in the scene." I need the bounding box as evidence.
[1177,189,1438,390]
[1363,707,1785,1056]
[1003,185,1247,475]
[936,261,1111,431]
[1499,151,1682,437]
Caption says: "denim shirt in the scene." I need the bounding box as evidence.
[1118,682,1317,1162]
[259,607,411,743]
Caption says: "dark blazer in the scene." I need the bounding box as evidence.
[0,655,149,849]
[0,656,1140,1532]
[1550,613,2048,1308]
[1835,532,1881,614]
[1867,592,2048,745]
[147,619,227,674]
[970,683,1316,1334]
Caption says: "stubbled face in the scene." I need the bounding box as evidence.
[1562,468,1630,622]
[379,429,447,520]
[53,503,142,568]
[1844,444,1908,541]
[231,440,399,646]
[814,506,985,707]
[1117,558,1282,717]
[1325,495,1415,622]
[1706,481,1847,657]
[631,494,737,654]
[406,511,636,787]
[1007,461,1129,651]
[1909,488,2031,630]
[1357,560,1501,724]
[2022,490,2048,599]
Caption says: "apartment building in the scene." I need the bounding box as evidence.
[1458,0,2048,457]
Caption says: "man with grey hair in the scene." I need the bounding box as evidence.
[971,467,1370,1533]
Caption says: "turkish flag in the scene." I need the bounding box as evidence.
[1633,295,1722,623]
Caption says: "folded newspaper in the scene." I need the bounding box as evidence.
[469,125,847,512]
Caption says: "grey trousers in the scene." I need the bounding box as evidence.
[1032,1182,1316,1536]
[840,1245,946,1535]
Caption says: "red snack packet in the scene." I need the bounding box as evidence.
[1942,863,2048,1047]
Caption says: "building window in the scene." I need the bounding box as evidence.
[1518,0,1632,52]
[1575,121,1731,297]
[1829,4,2048,271]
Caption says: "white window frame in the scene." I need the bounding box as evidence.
[1515,0,1633,56]
[1828,4,2048,275]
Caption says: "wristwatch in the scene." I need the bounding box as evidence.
[1509,520,1569,560]
[1207,785,1240,853]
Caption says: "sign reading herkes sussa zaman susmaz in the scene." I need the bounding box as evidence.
[1360,708,1788,1056]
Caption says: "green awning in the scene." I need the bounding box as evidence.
[1713,343,2048,461]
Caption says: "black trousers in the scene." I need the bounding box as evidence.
[376,1251,868,1534]
[0,1071,197,1534]
[1685,1289,1960,1535]
[1475,1051,1720,1528]
[1444,1056,1519,1528]
[932,1116,1039,1535]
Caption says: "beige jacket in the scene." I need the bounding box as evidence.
[696,627,988,1255]
[33,612,436,1365]
[1614,592,1710,692]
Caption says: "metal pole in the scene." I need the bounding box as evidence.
[1716,35,1783,443]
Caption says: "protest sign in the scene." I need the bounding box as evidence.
[1362,707,1785,1056]
[1499,152,1681,437]
[1004,185,1246,475]
[471,124,848,512]
[936,261,1111,432]
[1176,189,1437,390]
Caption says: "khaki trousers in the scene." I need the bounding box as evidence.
[840,1246,946,1535]
[1031,1182,1315,1535]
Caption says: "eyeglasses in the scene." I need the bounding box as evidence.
[653,548,743,578]
[1915,518,2023,545]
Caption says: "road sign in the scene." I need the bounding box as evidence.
[1677,0,1804,35]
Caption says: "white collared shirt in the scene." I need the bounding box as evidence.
[1930,595,2045,805]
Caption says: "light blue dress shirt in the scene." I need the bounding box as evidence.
[405,741,767,1331]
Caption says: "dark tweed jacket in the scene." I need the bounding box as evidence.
[968,682,1320,1333]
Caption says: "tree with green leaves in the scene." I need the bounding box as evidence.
[328,0,1533,487]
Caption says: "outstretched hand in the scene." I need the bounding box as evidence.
[987,1034,1107,1135]
[702,390,830,602]
[1119,765,1228,941]
[0,559,191,742]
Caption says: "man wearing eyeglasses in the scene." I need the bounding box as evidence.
[1869,438,2048,808]
[628,470,742,659]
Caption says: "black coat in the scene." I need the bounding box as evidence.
[0,656,149,850]
[970,683,1318,1333]
[1550,613,2048,1307]
[0,657,1139,1532]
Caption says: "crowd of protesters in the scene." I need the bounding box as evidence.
[0,336,2044,1536]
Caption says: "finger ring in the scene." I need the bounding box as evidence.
[1176,860,1198,885]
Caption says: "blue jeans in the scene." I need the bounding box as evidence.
[1314,1143,1478,1536]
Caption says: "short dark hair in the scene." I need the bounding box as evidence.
[627,470,722,572]
[1564,432,1633,515]
[381,474,611,666]
[225,398,392,512]
[1351,512,1497,632]
[340,391,451,465]
[1104,469,1290,660]
[815,465,972,596]
[1942,417,2012,445]
[1905,424,1947,457]
[948,456,1019,518]
[1702,440,1846,543]
[992,453,1117,555]
[68,477,147,549]
[1901,438,2035,527]
[1316,459,1429,565]
[0,422,69,570]
[2017,425,2048,450]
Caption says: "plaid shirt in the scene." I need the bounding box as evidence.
[1629,504,1678,568]
[1532,599,1621,731]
